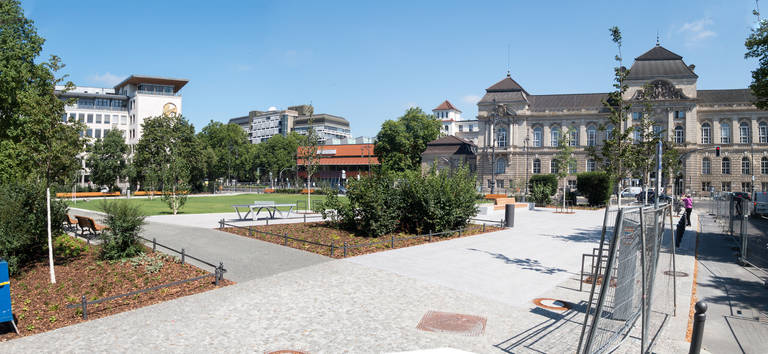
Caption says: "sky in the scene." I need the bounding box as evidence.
[21,0,764,137]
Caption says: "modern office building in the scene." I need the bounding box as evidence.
[297,140,378,186]
[228,104,352,144]
[433,100,481,144]
[474,44,768,196]
[55,75,188,183]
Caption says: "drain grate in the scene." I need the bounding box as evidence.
[664,270,689,277]
[533,298,572,311]
[416,310,486,336]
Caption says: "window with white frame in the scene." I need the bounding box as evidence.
[722,157,731,174]
[533,126,542,147]
[632,112,643,121]
[495,157,506,174]
[742,157,751,175]
[674,126,684,144]
[740,121,751,143]
[533,158,541,174]
[551,126,560,147]
[760,121,767,143]
[674,110,686,119]
[497,127,507,147]
[569,129,578,146]
[701,122,712,144]
[587,126,596,146]
[587,159,596,172]
[762,156,768,174]
[550,159,559,174]
[702,157,711,175]
[721,122,731,144]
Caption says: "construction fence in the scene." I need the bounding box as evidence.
[578,203,677,354]
[712,193,768,281]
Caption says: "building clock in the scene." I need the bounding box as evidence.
[163,102,178,116]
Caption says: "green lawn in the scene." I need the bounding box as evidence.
[65,193,333,216]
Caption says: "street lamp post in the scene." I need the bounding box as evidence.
[487,99,511,195]
[524,136,529,202]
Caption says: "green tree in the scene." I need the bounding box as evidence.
[553,126,576,209]
[134,114,201,213]
[86,129,128,190]
[374,107,441,172]
[197,120,248,183]
[300,118,321,210]
[587,27,635,206]
[746,8,768,109]
[0,0,84,185]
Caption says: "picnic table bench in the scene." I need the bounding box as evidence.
[74,215,109,237]
[231,201,296,220]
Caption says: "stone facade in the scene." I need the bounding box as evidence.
[475,45,768,197]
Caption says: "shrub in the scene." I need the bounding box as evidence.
[530,183,552,206]
[0,181,68,275]
[399,166,477,234]
[53,235,86,260]
[529,174,558,194]
[312,188,346,226]
[274,188,302,194]
[342,173,403,237]
[576,171,613,206]
[99,200,146,260]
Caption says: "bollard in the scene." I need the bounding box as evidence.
[459,228,462,237]
[482,223,485,233]
[284,233,288,246]
[330,244,335,257]
[689,301,707,354]
[428,230,432,242]
[81,295,88,319]
[343,242,348,257]
[266,218,269,226]
[181,248,185,264]
[248,227,252,237]
[153,238,156,252]
[219,219,223,229]
[505,204,515,228]
[391,235,395,248]
[304,214,306,223]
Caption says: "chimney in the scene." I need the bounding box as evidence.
[688,64,695,72]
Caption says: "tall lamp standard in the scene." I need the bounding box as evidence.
[487,99,511,195]
[523,135,529,202]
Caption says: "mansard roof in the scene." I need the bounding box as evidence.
[627,45,698,80]
[528,93,608,112]
[434,100,461,112]
[697,89,754,104]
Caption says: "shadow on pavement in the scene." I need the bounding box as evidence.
[543,226,603,244]
[466,248,567,274]
[494,304,586,353]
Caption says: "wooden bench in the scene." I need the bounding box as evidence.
[63,214,78,231]
[74,215,109,237]
[493,197,516,210]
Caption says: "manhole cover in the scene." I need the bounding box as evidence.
[416,310,486,336]
[533,298,572,311]
[266,351,308,354]
[664,270,689,277]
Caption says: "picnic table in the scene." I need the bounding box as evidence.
[231,201,296,220]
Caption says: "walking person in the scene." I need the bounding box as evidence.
[683,194,693,227]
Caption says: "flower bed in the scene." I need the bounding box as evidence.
[0,237,233,341]
[221,222,503,258]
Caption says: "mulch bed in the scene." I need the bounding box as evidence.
[221,222,503,258]
[0,238,233,341]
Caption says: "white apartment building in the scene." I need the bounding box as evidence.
[55,75,188,183]
[228,104,352,144]
[433,100,481,144]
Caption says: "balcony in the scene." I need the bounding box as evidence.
[137,90,177,96]
[75,104,127,111]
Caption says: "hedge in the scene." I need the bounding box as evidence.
[576,171,613,206]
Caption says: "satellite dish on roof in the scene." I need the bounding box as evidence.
[268,106,278,111]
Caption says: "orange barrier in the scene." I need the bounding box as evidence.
[301,189,317,194]
[55,192,120,198]
[264,188,275,193]
[484,194,507,199]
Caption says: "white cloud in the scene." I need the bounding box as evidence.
[462,95,481,105]
[678,18,716,45]
[87,72,123,86]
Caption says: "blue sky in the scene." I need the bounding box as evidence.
[22,0,763,137]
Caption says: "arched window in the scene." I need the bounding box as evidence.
[760,121,768,143]
[587,125,597,146]
[606,124,614,140]
[674,126,684,144]
[701,122,711,144]
[587,159,596,172]
[702,157,711,175]
[569,129,578,147]
[722,157,731,175]
[633,128,642,143]
[495,157,506,174]
[740,121,751,143]
[762,157,768,175]
[533,158,541,174]
[551,126,561,147]
[742,157,751,175]
[496,127,507,147]
[720,122,731,144]
[550,159,559,174]
[533,126,542,147]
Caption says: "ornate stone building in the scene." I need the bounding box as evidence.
[476,44,768,197]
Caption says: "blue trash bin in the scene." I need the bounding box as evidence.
[0,261,19,334]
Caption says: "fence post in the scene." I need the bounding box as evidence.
[248,227,252,237]
[689,301,708,354]
[459,228,462,237]
[482,223,485,233]
[219,218,223,229]
[330,243,335,257]
[266,218,269,226]
[428,230,432,242]
[284,233,288,246]
[343,242,348,257]
[152,238,156,252]
[181,248,185,264]
[81,295,88,320]
[391,235,395,248]
[304,213,306,223]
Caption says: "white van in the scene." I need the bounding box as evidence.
[753,191,768,215]
[621,187,642,197]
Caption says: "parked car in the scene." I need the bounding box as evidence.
[733,191,751,201]
[636,190,672,204]
[621,187,642,197]
[752,191,768,215]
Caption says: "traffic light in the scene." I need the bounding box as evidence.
[715,146,720,157]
